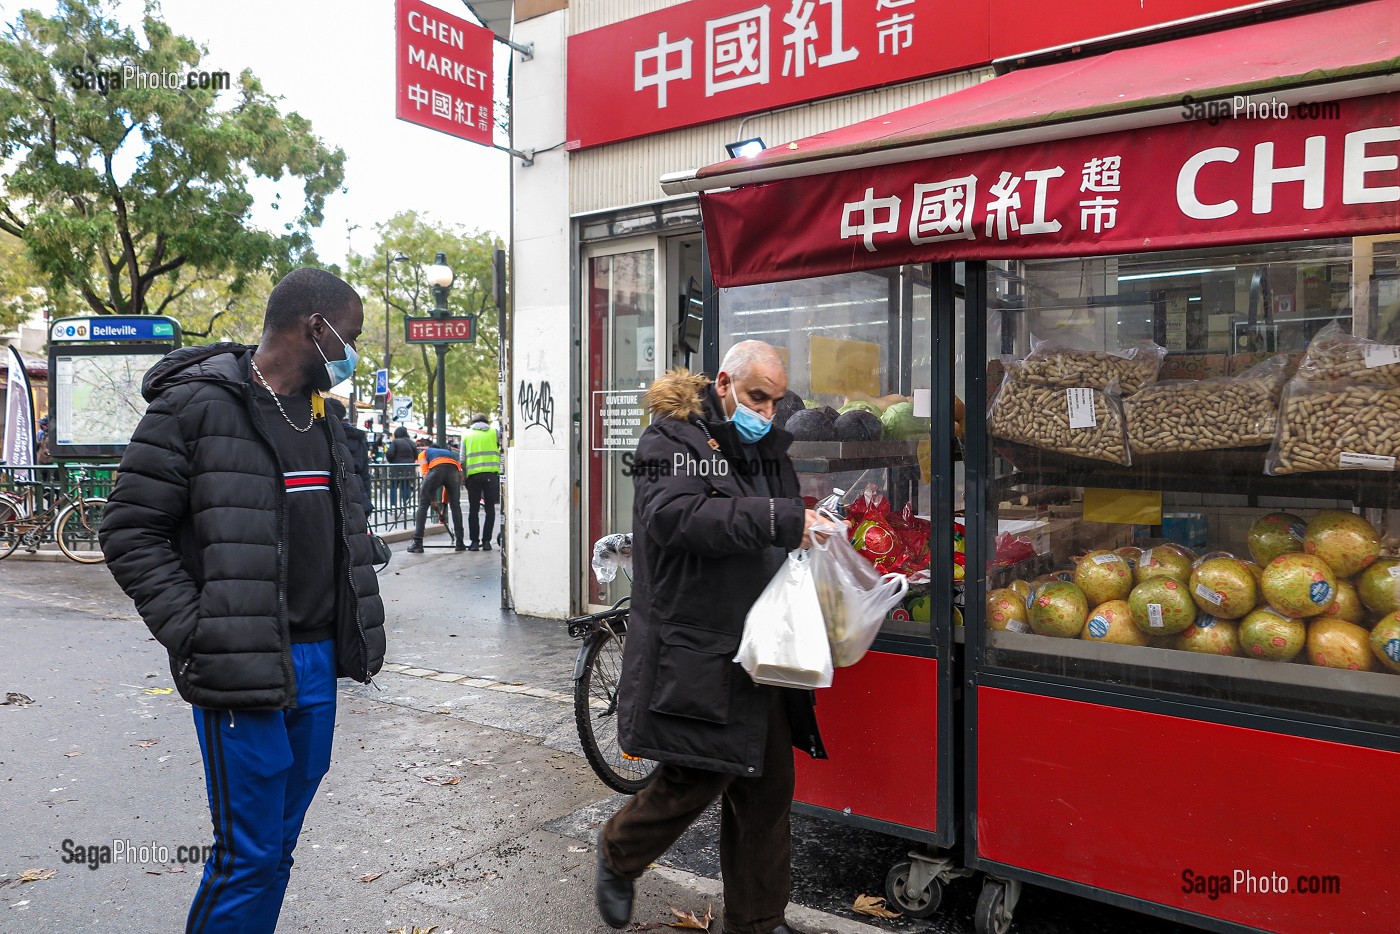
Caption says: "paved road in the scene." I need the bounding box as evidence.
[0,541,1197,934]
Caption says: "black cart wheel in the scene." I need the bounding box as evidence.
[975,879,1014,934]
[574,631,658,795]
[885,860,942,918]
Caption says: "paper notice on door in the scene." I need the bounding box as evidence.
[1363,345,1400,368]
[1065,388,1097,429]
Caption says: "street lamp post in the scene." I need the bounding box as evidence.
[424,251,455,447]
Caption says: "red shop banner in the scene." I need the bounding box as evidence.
[395,0,494,146]
[566,0,990,151]
[701,93,1400,288]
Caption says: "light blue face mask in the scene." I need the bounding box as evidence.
[730,399,773,443]
[315,316,359,386]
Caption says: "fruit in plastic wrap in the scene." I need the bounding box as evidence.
[1175,615,1241,656]
[1306,618,1377,671]
[1114,546,1141,573]
[986,589,1029,633]
[1134,544,1194,585]
[1189,557,1258,620]
[1129,578,1196,635]
[1239,607,1307,661]
[1261,552,1337,618]
[852,514,911,575]
[1082,600,1147,645]
[1242,560,1266,585]
[1304,510,1380,578]
[1354,557,1400,615]
[785,407,838,441]
[1074,550,1134,606]
[1008,579,1033,603]
[1321,578,1366,625]
[1370,614,1400,673]
[1247,512,1306,566]
[1028,581,1087,638]
[834,409,884,441]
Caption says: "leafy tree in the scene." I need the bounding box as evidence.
[346,212,503,431]
[0,229,83,331]
[0,0,345,317]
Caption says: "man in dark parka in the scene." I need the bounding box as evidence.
[595,341,827,934]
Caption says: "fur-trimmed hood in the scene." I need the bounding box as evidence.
[645,368,712,420]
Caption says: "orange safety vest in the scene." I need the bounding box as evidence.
[416,449,461,476]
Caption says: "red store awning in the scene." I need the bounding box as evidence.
[668,0,1400,287]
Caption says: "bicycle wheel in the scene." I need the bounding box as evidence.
[574,629,657,794]
[0,500,21,560]
[56,498,106,564]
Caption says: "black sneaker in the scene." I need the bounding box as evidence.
[406,542,424,554]
[482,542,492,552]
[454,542,467,552]
[467,542,481,551]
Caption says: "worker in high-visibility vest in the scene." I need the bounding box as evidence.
[406,443,465,553]
[460,413,502,552]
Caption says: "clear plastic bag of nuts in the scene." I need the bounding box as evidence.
[988,370,1131,465]
[1125,355,1289,456]
[1012,339,1167,396]
[1266,378,1400,475]
[1294,321,1400,386]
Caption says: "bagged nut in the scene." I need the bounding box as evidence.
[1295,321,1400,386]
[1013,340,1167,396]
[1126,356,1288,455]
[1267,379,1400,475]
[989,375,1131,465]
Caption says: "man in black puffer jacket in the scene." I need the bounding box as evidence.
[100,267,385,934]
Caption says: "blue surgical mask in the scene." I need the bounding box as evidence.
[315,316,359,386]
[730,399,772,443]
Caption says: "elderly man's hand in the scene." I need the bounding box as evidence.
[800,509,832,550]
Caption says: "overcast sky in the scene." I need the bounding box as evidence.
[1,0,512,267]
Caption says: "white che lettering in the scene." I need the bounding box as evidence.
[1343,126,1400,205]
[1177,147,1239,219]
[1253,136,1326,213]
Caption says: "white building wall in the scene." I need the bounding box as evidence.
[508,9,573,619]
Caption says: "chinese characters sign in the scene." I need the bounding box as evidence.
[405,316,478,343]
[700,93,1400,287]
[395,0,494,146]
[567,0,988,150]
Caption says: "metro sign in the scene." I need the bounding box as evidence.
[405,316,478,343]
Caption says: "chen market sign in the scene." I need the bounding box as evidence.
[700,93,1400,287]
[395,0,494,145]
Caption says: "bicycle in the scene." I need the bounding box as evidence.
[0,469,108,564]
[567,534,658,794]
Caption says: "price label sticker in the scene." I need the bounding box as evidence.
[1363,345,1400,368]
[1339,451,1397,471]
[1147,603,1165,628]
[1008,620,1031,634]
[1066,388,1097,429]
[1092,554,1118,565]
[1195,583,1225,607]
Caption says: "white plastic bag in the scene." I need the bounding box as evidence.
[735,551,833,689]
[808,519,909,667]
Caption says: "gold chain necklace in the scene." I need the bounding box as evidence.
[250,359,315,433]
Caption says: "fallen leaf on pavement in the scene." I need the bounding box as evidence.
[388,927,440,934]
[143,688,173,695]
[19,869,56,883]
[852,894,901,919]
[133,739,159,749]
[167,866,186,873]
[422,776,461,786]
[62,751,82,758]
[668,904,713,930]
[567,845,587,853]
[435,708,452,715]
[3,693,33,706]
[357,871,384,883]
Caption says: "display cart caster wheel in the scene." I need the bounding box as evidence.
[975,877,1020,934]
[884,860,943,919]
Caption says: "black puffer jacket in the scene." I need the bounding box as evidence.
[617,369,826,776]
[99,343,386,710]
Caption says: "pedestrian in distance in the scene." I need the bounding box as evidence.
[384,425,418,508]
[594,340,828,934]
[460,412,501,551]
[406,442,466,552]
[98,267,386,934]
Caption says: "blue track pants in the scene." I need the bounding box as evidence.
[185,640,337,934]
